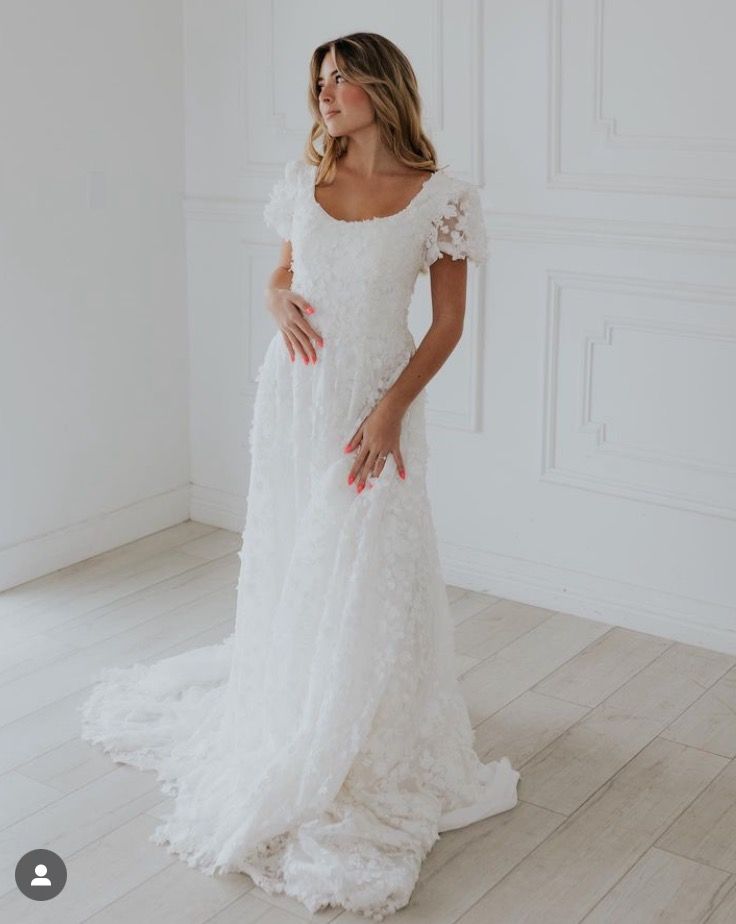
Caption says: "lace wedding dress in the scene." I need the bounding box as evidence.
[79,157,521,921]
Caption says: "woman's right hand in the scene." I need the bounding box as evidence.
[265,287,324,365]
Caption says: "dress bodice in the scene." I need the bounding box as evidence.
[263,159,488,344]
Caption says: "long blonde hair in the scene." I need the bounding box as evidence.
[305,32,444,186]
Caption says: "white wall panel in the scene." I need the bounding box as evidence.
[549,0,736,196]
[542,271,736,518]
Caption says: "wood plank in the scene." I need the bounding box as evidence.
[703,876,736,923]
[0,554,234,683]
[580,847,730,923]
[0,618,233,776]
[177,530,243,561]
[0,521,217,618]
[14,737,120,796]
[454,737,727,923]
[660,664,736,758]
[532,627,672,707]
[0,766,163,898]
[207,897,321,922]
[656,755,736,873]
[0,771,60,829]
[455,599,552,660]
[47,554,235,650]
[460,612,611,725]
[0,584,235,727]
[1,548,231,645]
[472,689,589,765]
[518,642,733,814]
[448,590,504,627]
[0,814,174,921]
[84,826,253,924]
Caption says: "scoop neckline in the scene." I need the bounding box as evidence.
[310,165,443,225]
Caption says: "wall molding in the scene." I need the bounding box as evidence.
[486,211,736,254]
[547,0,736,197]
[185,198,736,254]
[593,0,736,153]
[541,270,736,520]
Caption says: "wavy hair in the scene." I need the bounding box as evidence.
[305,32,444,186]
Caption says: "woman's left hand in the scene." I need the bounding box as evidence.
[344,402,406,492]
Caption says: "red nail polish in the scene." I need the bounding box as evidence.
[348,474,354,485]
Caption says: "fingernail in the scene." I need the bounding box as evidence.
[303,356,308,365]
[400,470,406,479]
[305,305,315,314]
[357,483,364,494]
[343,444,351,453]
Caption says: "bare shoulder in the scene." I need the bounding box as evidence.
[388,167,435,200]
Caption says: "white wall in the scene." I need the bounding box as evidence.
[466,0,736,652]
[0,1,189,589]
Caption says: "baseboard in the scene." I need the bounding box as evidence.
[0,485,191,593]
[440,539,736,656]
[189,483,246,533]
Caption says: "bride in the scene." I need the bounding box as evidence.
[80,30,520,921]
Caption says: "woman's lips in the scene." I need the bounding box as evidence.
[325,111,340,118]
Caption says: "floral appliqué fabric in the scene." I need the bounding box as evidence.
[79,158,518,921]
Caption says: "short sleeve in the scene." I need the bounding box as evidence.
[263,159,302,241]
[422,180,488,271]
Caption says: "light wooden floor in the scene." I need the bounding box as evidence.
[1,520,735,923]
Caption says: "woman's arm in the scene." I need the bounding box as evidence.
[344,255,468,489]
[265,240,293,297]
[379,254,468,416]
[265,240,323,364]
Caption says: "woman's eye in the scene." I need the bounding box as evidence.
[317,75,343,91]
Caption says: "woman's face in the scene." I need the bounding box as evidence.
[317,49,374,137]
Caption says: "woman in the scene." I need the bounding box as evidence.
[80,31,520,921]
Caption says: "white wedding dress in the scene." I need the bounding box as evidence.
[79,157,520,921]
